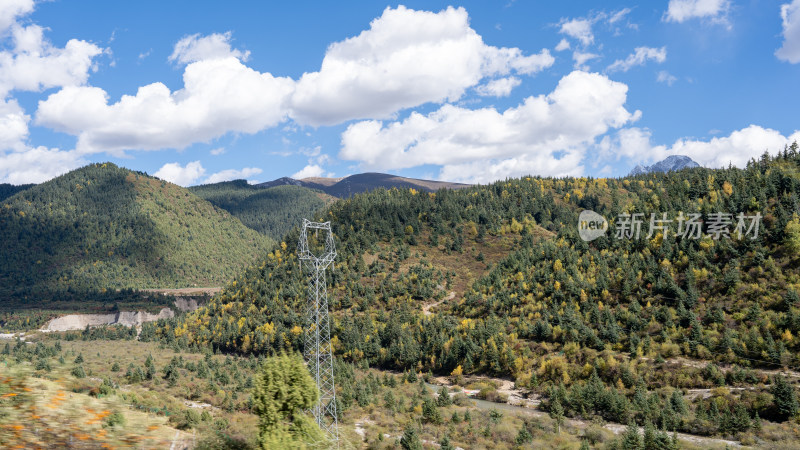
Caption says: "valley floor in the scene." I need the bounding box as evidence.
[4,332,800,449]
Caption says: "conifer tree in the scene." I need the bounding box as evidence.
[251,353,326,449]
[439,434,455,450]
[550,397,565,433]
[770,375,799,421]
[437,385,452,407]
[400,426,423,450]
[621,421,641,450]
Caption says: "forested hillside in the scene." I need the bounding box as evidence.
[0,183,33,202]
[0,163,273,301]
[159,144,800,442]
[190,180,335,240]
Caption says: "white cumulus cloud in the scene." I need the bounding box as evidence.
[0,24,104,97]
[36,57,295,154]
[0,0,33,34]
[169,32,250,65]
[289,6,553,126]
[475,77,521,97]
[0,2,104,185]
[0,147,86,184]
[153,161,206,186]
[559,18,594,46]
[205,167,262,184]
[0,98,28,151]
[340,70,639,183]
[291,164,325,179]
[601,125,800,169]
[776,0,800,63]
[34,7,554,155]
[606,47,667,73]
[664,0,730,24]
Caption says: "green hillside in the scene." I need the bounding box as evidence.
[157,144,800,444]
[0,163,274,301]
[190,180,335,239]
[0,183,33,202]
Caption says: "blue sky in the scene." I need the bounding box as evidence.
[0,0,799,185]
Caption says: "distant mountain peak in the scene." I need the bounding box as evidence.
[629,155,700,176]
[256,172,470,198]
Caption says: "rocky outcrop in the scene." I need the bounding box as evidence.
[42,308,174,332]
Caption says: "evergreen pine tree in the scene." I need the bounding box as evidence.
[251,353,326,448]
[515,425,533,445]
[439,434,455,450]
[643,421,656,450]
[550,397,565,433]
[770,375,799,421]
[621,421,641,450]
[400,426,423,450]
[437,385,452,407]
[422,398,442,424]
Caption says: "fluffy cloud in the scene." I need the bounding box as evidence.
[169,32,250,65]
[606,47,667,73]
[289,6,553,126]
[0,0,33,34]
[340,71,638,183]
[664,0,730,24]
[438,151,585,184]
[601,125,800,168]
[559,18,594,46]
[205,167,262,184]
[776,0,800,63]
[36,57,295,154]
[0,98,28,151]
[475,77,521,97]
[0,147,86,184]
[153,161,206,186]
[0,24,103,97]
[35,7,553,154]
[153,161,263,186]
[555,39,571,52]
[291,164,325,179]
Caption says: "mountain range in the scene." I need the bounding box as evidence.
[256,172,470,197]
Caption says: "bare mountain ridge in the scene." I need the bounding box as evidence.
[256,172,470,197]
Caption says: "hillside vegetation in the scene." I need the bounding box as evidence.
[0,183,33,202]
[157,144,800,445]
[0,163,273,301]
[190,180,334,240]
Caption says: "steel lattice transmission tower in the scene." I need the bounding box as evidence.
[298,219,339,441]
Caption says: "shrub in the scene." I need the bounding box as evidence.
[71,365,86,378]
[104,411,125,428]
